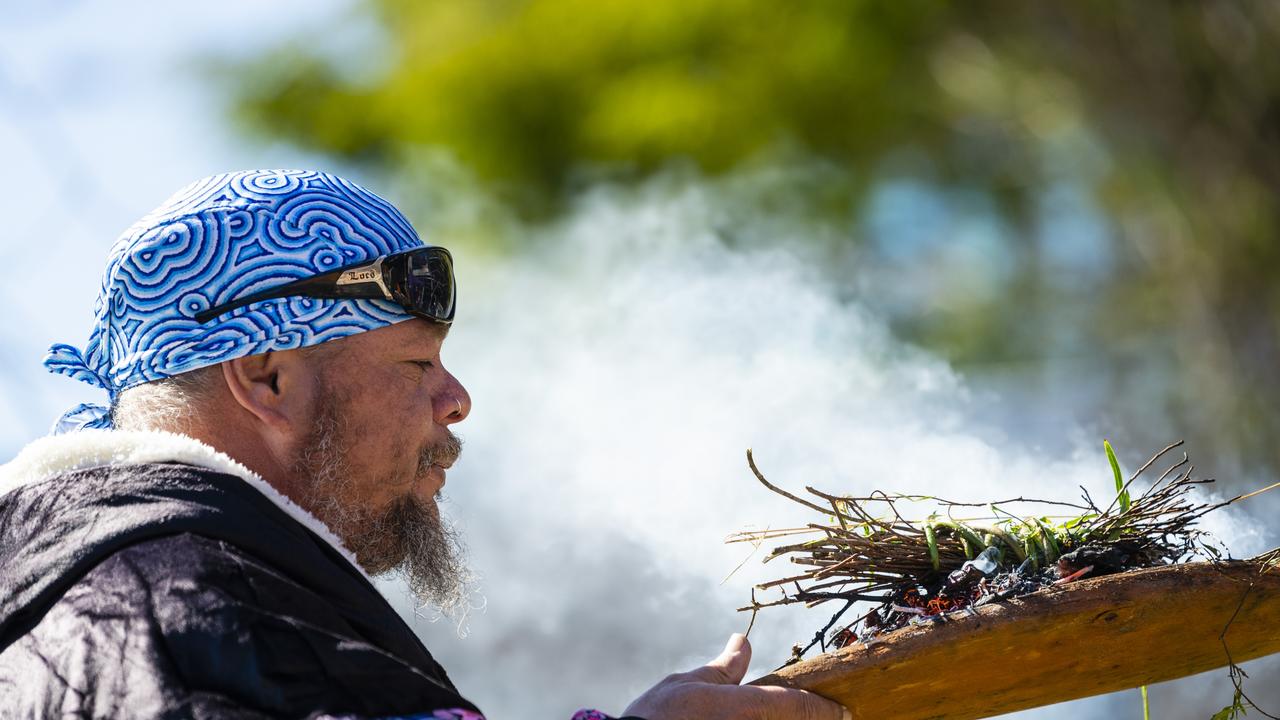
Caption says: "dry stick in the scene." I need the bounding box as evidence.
[744,588,760,639]
[757,570,832,591]
[870,489,913,528]
[891,494,1095,512]
[1090,461,1204,539]
[805,578,897,593]
[722,531,768,585]
[799,591,885,605]
[747,449,832,515]
[1098,442,1187,518]
[1078,485,1102,514]
[737,596,798,612]
[1131,441,1186,483]
[727,526,820,542]
[1233,480,1280,504]
[1216,555,1280,719]
[734,443,1230,645]
[1202,477,1280,516]
[826,497,851,534]
[739,443,1280,694]
[794,599,857,663]
[1155,455,1191,487]
[811,553,867,579]
[809,488,881,530]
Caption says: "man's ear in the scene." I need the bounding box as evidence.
[222,350,317,433]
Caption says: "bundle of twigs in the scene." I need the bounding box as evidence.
[729,441,1249,658]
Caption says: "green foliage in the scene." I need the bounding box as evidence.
[924,521,941,571]
[1211,691,1247,720]
[1105,439,1130,514]
[231,0,954,214]
[1034,517,1060,563]
[934,520,985,560]
[745,439,1209,593]
[226,0,1280,487]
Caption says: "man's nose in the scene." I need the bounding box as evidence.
[435,371,471,426]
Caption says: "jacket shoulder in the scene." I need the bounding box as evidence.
[0,533,472,718]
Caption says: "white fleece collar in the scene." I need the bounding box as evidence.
[0,429,370,580]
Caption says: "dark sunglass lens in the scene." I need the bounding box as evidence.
[405,250,455,320]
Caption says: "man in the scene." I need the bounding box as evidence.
[0,170,846,719]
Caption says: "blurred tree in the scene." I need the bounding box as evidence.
[233,0,958,213]
[227,0,1280,480]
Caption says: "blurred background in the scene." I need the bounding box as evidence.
[2,1,1278,718]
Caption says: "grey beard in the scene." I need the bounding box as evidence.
[292,392,472,615]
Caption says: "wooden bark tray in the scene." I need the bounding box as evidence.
[751,561,1280,719]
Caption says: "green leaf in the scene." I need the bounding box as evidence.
[1035,518,1060,563]
[1105,439,1130,514]
[936,521,985,559]
[924,523,940,572]
[1063,513,1098,529]
[1210,687,1249,719]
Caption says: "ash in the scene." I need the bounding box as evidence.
[833,543,1146,651]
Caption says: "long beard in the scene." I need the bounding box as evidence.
[291,390,472,615]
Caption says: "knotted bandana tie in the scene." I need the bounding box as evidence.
[45,169,431,433]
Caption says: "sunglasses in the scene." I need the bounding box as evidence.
[194,247,456,325]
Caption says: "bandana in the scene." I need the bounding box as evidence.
[45,169,426,433]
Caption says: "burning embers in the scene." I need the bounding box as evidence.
[831,547,1104,649]
[730,441,1242,665]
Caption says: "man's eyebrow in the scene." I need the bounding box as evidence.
[402,320,449,353]
[426,321,450,341]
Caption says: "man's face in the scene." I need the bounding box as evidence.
[287,318,472,608]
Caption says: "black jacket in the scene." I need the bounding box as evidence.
[0,457,482,719]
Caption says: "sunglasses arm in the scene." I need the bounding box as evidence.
[333,259,395,300]
[193,260,390,324]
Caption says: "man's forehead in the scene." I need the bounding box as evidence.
[310,319,448,362]
[374,318,449,348]
[417,319,451,343]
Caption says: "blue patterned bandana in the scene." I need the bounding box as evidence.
[46,169,431,433]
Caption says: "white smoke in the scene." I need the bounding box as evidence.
[371,175,1277,719]
[3,4,1275,711]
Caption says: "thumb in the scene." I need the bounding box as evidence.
[698,633,752,685]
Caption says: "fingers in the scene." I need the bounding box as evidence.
[625,640,850,720]
[683,633,752,685]
[726,685,849,720]
[711,633,751,683]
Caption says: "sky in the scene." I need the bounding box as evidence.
[0,0,370,444]
[1,3,1276,718]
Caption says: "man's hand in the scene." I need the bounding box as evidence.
[621,634,849,720]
